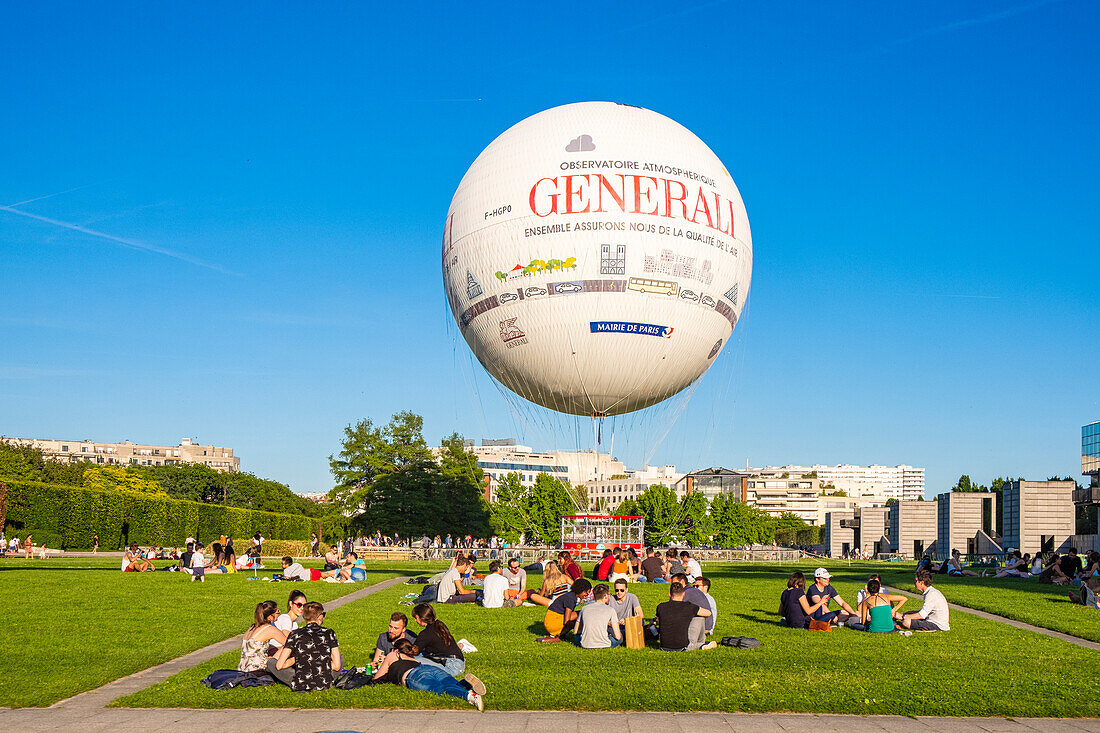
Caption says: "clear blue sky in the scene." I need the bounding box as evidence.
[2,1,1097,497]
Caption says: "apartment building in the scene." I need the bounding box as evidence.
[2,436,240,473]
[585,464,683,510]
[757,464,925,501]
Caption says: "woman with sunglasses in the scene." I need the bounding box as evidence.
[269,590,307,655]
[239,600,287,672]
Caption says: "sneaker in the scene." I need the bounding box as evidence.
[468,691,484,711]
[522,601,537,607]
[463,673,486,695]
[701,641,718,650]
[899,630,913,637]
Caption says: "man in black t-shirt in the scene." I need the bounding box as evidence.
[655,582,713,651]
[640,547,666,583]
[1060,548,1084,579]
[178,543,194,575]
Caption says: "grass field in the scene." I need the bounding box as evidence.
[111,561,1100,717]
[871,566,1100,643]
[0,556,411,707]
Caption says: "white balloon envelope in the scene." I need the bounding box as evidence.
[443,102,752,416]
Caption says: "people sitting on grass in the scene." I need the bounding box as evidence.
[438,556,479,603]
[271,590,306,654]
[270,601,342,690]
[539,578,592,642]
[640,546,666,583]
[1060,547,1084,580]
[123,542,154,572]
[806,568,856,626]
[558,551,584,581]
[670,572,715,636]
[993,551,1031,578]
[609,548,632,582]
[627,548,642,579]
[239,600,288,672]
[410,603,467,676]
[779,571,814,629]
[1038,553,1071,585]
[655,581,715,651]
[850,578,906,633]
[481,560,510,608]
[372,638,485,711]
[609,578,644,634]
[665,548,686,577]
[855,574,891,606]
[503,556,535,604]
[320,552,366,582]
[681,550,702,581]
[693,576,717,634]
[898,568,950,631]
[373,611,418,667]
[595,548,616,581]
[916,554,934,573]
[1068,575,1100,608]
[322,546,341,571]
[529,561,572,607]
[280,556,310,582]
[947,549,981,577]
[576,583,623,648]
[190,542,207,582]
[1080,551,1100,581]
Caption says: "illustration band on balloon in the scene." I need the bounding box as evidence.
[443,101,751,422]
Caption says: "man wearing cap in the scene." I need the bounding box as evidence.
[806,568,855,626]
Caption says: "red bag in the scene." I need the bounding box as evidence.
[310,568,321,581]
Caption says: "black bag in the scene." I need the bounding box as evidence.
[334,668,376,690]
[720,636,762,649]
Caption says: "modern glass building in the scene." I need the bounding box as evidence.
[1084,421,1100,486]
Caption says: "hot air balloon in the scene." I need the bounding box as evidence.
[443,102,751,417]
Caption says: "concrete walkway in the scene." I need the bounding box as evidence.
[890,587,1100,650]
[2,708,1098,732]
[50,576,408,710]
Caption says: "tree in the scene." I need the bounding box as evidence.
[634,484,681,544]
[488,473,528,543]
[709,495,776,547]
[486,472,573,545]
[679,492,712,547]
[886,498,899,506]
[436,433,491,538]
[328,412,433,515]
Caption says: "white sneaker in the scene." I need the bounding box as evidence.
[701,641,718,650]
[463,673,486,695]
[468,691,484,711]
[899,630,913,637]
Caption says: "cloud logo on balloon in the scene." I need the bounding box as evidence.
[565,134,595,153]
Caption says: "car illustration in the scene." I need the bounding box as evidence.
[680,289,699,302]
[700,295,716,307]
[524,286,547,297]
[498,292,518,303]
[554,282,583,293]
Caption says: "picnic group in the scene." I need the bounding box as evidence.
[918,547,1100,607]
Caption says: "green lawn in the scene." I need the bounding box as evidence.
[871,566,1100,643]
[114,561,1100,716]
[0,556,410,707]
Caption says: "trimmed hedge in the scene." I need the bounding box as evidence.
[2,479,318,550]
[775,525,820,546]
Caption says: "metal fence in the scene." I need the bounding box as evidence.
[353,545,806,563]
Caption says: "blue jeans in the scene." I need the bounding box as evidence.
[406,665,469,700]
[635,576,649,582]
[414,654,465,677]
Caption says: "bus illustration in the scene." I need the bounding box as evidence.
[627,276,679,296]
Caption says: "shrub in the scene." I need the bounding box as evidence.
[1,480,333,550]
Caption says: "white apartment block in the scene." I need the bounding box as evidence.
[585,464,683,510]
[431,439,625,501]
[755,464,925,502]
[3,436,240,473]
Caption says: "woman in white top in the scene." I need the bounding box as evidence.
[239,600,287,672]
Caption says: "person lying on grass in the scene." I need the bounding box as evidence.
[994,551,1031,578]
[239,600,287,673]
[270,601,342,691]
[539,578,592,642]
[372,611,418,667]
[270,589,306,655]
[575,583,623,648]
[280,556,310,582]
[655,581,715,651]
[946,549,981,577]
[1068,576,1100,608]
[806,568,856,626]
[373,638,485,711]
[898,569,950,631]
[411,603,467,676]
[528,561,572,608]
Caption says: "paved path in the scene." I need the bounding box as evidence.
[890,587,1100,650]
[2,708,1098,732]
[50,576,408,710]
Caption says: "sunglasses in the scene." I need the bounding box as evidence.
[291,601,305,608]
